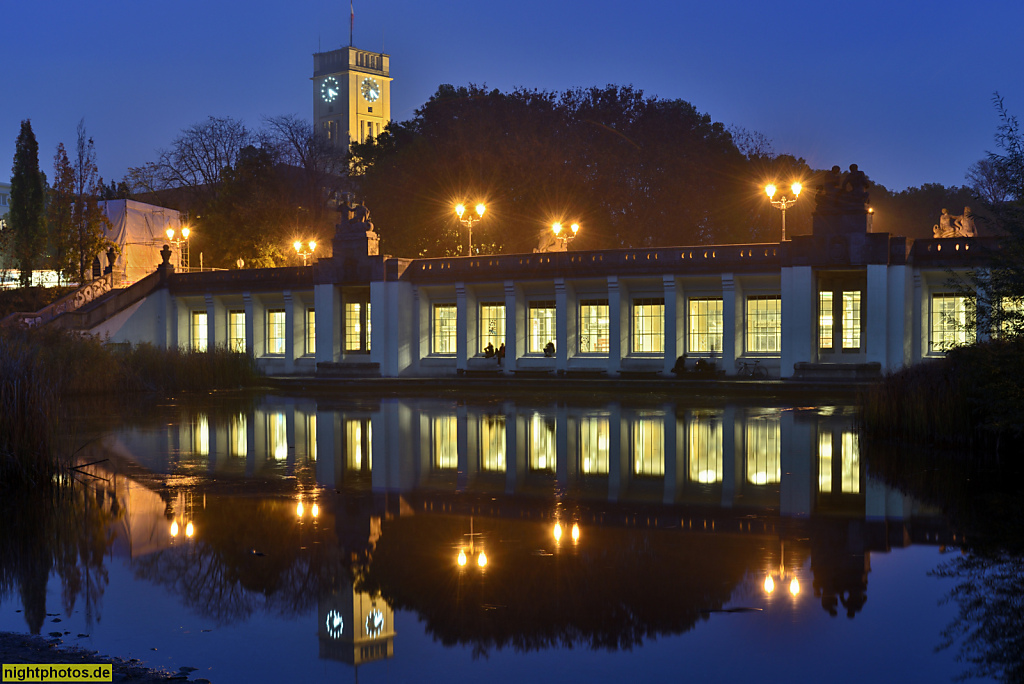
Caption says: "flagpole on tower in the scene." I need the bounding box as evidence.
[349,0,354,47]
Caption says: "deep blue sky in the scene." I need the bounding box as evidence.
[3,0,1023,193]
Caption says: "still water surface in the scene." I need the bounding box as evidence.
[0,393,1003,683]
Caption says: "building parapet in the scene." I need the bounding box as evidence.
[169,266,315,295]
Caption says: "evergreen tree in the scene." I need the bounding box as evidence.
[48,143,77,284]
[71,119,110,281]
[8,120,46,287]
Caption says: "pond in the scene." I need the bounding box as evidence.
[0,391,1016,683]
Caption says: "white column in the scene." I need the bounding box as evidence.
[555,278,568,372]
[284,291,296,374]
[721,274,739,373]
[607,276,623,375]
[456,282,468,372]
[504,281,519,373]
[865,264,889,369]
[663,275,682,374]
[243,293,256,358]
[314,283,341,364]
[781,266,814,378]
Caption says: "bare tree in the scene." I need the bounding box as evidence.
[965,158,1011,207]
[71,119,110,281]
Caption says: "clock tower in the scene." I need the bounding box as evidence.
[313,46,392,149]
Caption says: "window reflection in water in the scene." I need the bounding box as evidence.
[746,414,780,485]
[345,418,372,471]
[688,412,723,484]
[230,413,247,457]
[191,414,209,456]
[841,431,859,493]
[632,415,664,477]
[479,415,506,472]
[306,414,316,462]
[579,416,610,475]
[818,432,833,493]
[433,415,458,470]
[268,412,288,460]
[529,413,556,472]
[818,430,860,494]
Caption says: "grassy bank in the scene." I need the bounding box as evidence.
[0,327,261,483]
[862,337,1024,454]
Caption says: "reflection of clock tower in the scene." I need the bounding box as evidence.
[312,46,392,149]
[317,583,395,666]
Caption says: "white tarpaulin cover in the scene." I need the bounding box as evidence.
[99,199,184,284]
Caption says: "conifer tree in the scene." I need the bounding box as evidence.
[48,143,77,284]
[8,120,46,287]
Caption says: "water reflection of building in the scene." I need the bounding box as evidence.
[318,583,395,666]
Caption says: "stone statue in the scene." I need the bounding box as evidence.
[814,166,845,214]
[351,201,372,230]
[936,208,957,238]
[956,207,977,237]
[842,164,869,204]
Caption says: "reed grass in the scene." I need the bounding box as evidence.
[862,336,1024,454]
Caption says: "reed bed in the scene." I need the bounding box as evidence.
[0,327,262,484]
[862,337,1024,455]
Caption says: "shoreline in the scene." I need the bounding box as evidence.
[0,632,208,683]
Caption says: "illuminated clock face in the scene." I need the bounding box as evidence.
[361,77,380,102]
[321,77,339,103]
[326,609,344,639]
[365,609,384,637]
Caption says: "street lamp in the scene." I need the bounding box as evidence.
[552,222,580,250]
[455,203,486,254]
[765,182,802,241]
[294,240,317,266]
[165,226,191,271]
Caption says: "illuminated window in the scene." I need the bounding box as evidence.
[432,304,457,354]
[528,413,555,472]
[688,298,723,353]
[998,297,1024,336]
[688,412,722,484]
[229,311,246,353]
[579,415,610,475]
[345,302,364,352]
[191,311,208,352]
[305,308,316,355]
[818,430,861,494]
[840,431,859,493]
[579,299,610,353]
[930,294,974,352]
[479,414,506,472]
[528,301,556,354]
[230,413,247,457]
[632,298,664,353]
[842,291,861,349]
[267,309,286,355]
[433,415,458,469]
[345,418,372,471]
[267,412,287,460]
[746,295,781,353]
[745,415,780,485]
[632,415,664,477]
[480,302,505,353]
[819,292,833,349]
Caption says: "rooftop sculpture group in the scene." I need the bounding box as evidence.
[933,207,976,238]
[814,164,871,216]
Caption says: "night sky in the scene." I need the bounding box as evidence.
[3,0,1023,193]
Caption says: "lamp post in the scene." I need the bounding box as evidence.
[552,222,580,250]
[455,203,486,255]
[293,240,317,266]
[765,183,802,241]
[165,226,191,271]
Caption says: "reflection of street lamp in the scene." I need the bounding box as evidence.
[166,226,191,271]
[552,222,580,249]
[455,203,486,254]
[553,522,581,545]
[765,182,802,242]
[456,517,488,569]
[294,240,317,266]
[763,539,800,597]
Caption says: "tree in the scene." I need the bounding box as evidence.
[349,84,756,258]
[8,120,47,287]
[127,116,251,209]
[870,182,979,238]
[965,158,1011,209]
[47,143,77,283]
[70,120,110,282]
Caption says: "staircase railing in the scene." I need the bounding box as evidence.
[0,272,116,329]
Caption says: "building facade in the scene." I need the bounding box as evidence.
[81,223,986,379]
